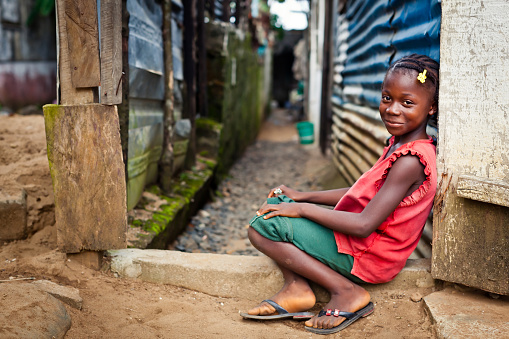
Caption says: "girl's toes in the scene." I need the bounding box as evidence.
[305,316,317,328]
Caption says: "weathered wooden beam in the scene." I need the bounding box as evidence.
[56,0,96,104]
[197,0,209,117]
[63,0,101,88]
[159,0,175,192]
[319,0,334,154]
[44,104,127,253]
[100,0,123,104]
[117,0,130,179]
[456,175,509,208]
[183,0,197,168]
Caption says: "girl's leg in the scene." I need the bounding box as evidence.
[248,227,371,330]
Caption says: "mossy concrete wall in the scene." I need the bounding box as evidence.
[125,22,270,250]
[205,22,268,179]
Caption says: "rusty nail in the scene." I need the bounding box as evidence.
[116,72,125,96]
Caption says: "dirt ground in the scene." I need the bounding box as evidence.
[0,113,436,338]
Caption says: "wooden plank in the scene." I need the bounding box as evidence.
[197,0,208,117]
[43,104,127,253]
[456,175,509,207]
[56,0,95,104]
[159,0,175,192]
[100,0,123,104]
[183,0,197,168]
[64,0,101,88]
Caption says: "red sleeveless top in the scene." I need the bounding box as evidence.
[334,137,437,284]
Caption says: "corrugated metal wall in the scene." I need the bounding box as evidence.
[330,0,441,258]
[126,0,185,210]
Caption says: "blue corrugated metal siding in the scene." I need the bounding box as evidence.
[336,0,441,109]
[341,0,393,108]
[391,0,441,62]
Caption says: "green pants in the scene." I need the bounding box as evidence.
[249,195,364,284]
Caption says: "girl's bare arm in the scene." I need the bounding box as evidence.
[268,185,350,206]
[258,155,426,238]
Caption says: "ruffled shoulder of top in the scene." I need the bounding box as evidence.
[375,139,436,207]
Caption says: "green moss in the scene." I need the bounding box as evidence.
[146,185,162,195]
[196,117,222,132]
[132,219,143,227]
[199,158,216,169]
[42,104,62,186]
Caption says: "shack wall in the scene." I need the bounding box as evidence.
[0,0,56,110]
[432,0,509,295]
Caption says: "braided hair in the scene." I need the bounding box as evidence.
[385,54,440,126]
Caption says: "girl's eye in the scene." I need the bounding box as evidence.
[403,100,414,105]
[382,95,390,101]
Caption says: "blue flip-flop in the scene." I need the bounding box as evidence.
[305,302,374,334]
[240,299,315,320]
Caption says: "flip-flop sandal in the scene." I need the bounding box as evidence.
[305,302,374,334]
[240,299,315,320]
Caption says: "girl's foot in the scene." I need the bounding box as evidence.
[304,284,371,330]
[247,279,316,316]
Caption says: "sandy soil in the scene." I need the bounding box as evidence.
[0,112,436,338]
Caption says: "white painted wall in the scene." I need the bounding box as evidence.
[306,0,325,143]
[439,0,509,183]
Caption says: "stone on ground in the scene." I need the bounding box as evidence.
[0,282,71,338]
[32,279,83,309]
[424,287,509,338]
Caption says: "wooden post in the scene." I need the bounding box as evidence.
[64,0,101,89]
[159,0,175,192]
[197,0,209,118]
[118,0,130,178]
[222,0,231,22]
[48,0,127,269]
[319,0,333,154]
[57,0,96,104]
[206,0,215,20]
[183,0,197,168]
[100,0,123,105]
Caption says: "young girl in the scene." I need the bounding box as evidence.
[240,54,439,335]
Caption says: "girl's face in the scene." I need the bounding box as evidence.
[379,69,436,142]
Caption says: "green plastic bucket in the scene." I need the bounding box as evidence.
[296,121,314,144]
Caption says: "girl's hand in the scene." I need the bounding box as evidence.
[256,202,304,219]
[268,185,302,200]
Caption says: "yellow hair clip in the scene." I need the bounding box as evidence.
[417,69,427,83]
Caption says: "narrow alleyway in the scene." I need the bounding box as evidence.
[0,112,439,338]
[169,108,330,255]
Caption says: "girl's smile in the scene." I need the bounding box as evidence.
[379,69,436,144]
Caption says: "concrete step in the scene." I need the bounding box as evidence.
[108,249,435,302]
[424,288,509,338]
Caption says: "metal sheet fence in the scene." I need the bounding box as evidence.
[126,0,166,210]
[334,0,441,110]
